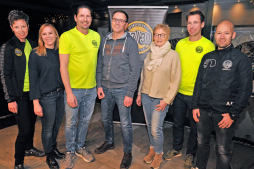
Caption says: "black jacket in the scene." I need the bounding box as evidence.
[192,44,253,118]
[0,36,37,102]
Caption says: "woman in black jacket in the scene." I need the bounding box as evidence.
[0,10,45,169]
[29,23,65,169]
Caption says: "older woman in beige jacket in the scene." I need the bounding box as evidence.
[136,23,181,169]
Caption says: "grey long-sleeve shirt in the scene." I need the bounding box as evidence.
[96,31,140,98]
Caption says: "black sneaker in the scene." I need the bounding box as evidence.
[120,152,132,169]
[46,153,59,169]
[14,164,24,169]
[52,148,65,159]
[25,147,45,157]
[94,141,114,154]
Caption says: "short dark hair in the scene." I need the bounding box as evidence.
[8,10,29,26]
[112,10,128,23]
[75,5,93,17]
[186,10,205,23]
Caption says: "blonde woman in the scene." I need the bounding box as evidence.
[136,24,181,169]
[29,23,65,169]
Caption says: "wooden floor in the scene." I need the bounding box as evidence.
[0,103,254,169]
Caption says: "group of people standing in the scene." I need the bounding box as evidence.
[0,4,252,169]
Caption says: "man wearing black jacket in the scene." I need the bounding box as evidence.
[192,20,253,169]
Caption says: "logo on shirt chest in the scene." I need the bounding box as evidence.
[196,46,203,53]
[203,59,216,68]
[92,40,98,47]
[222,60,232,70]
[15,48,22,56]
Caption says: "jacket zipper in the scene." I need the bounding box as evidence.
[21,42,28,99]
[107,40,116,87]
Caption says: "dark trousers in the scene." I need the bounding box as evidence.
[40,90,65,154]
[196,108,235,169]
[173,92,197,156]
[14,92,37,165]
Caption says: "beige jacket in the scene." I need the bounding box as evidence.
[138,49,181,104]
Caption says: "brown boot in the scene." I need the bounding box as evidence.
[150,152,163,169]
[144,147,155,164]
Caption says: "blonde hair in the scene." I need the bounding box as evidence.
[35,23,59,56]
[153,23,171,37]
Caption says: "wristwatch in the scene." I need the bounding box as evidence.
[229,113,238,121]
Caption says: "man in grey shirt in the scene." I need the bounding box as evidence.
[95,10,140,169]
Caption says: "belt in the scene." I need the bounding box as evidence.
[56,88,63,92]
[50,88,63,94]
[41,88,63,98]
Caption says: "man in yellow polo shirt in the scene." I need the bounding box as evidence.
[164,10,215,168]
[59,5,100,169]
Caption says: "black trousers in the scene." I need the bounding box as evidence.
[173,92,197,156]
[196,108,235,169]
[14,92,37,165]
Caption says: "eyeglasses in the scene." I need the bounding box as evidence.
[153,33,166,38]
[112,18,126,24]
[187,21,201,26]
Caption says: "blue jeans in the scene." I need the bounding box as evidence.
[141,93,169,154]
[40,89,65,154]
[173,92,197,156]
[196,108,235,169]
[64,88,97,152]
[101,86,133,153]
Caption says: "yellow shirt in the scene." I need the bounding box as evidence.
[59,27,100,89]
[23,39,32,91]
[176,36,215,96]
